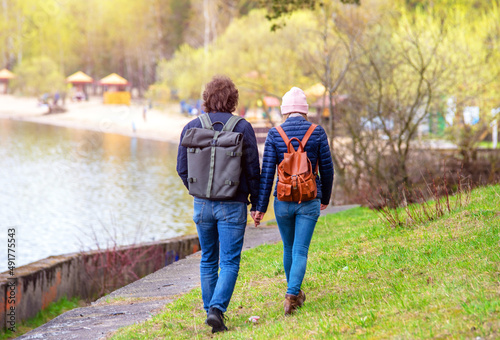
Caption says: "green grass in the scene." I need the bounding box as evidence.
[0,296,85,339]
[112,185,500,339]
[478,141,498,149]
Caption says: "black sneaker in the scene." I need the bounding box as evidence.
[206,307,228,333]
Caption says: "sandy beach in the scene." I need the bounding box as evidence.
[0,94,193,144]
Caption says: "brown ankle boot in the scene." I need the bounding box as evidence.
[297,290,306,308]
[284,294,299,315]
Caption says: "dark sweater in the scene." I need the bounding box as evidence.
[256,116,334,212]
[176,112,261,210]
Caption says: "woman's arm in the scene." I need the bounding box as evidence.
[317,126,334,206]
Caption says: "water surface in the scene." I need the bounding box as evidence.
[0,119,195,271]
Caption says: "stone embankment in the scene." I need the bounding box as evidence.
[0,235,200,329]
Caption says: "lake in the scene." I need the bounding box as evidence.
[0,119,197,271]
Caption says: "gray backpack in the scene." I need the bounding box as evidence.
[181,114,244,199]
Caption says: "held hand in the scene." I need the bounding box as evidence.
[250,211,260,227]
[252,211,265,227]
[320,204,328,211]
[257,211,265,222]
[256,211,265,226]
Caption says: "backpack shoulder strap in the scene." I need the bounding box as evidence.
[199,113,213,130]
[222,115,243,132]
[301,124,318,146]
[276,125,290,145]
[302,124,319,174]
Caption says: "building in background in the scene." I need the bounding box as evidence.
[100,73,130,105]
[66,71,94,101]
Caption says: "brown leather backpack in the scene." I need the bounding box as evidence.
[276,124,318,203]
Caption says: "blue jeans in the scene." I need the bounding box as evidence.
[274,199,320,296]
[193,197,247,313]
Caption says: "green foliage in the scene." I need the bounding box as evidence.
[157,9,316,103]
[167,0,193,54]
[260,0,316,21]
[404,0,493,12]
[1,0,498,106]
[157,44,206,100]
[2,0,498,201]
[111,185,500,339]
[12,56,65,96]
[260,0,360,30]
[145,84,171,104]
[0,0,248,93]
[440,1,500,153]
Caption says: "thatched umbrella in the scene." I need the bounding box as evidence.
[66,71,93,100]
[66,71,93,85]
[0,69,15,94]
[100,73,128,90]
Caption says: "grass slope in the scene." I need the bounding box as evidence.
[112,185,500,339]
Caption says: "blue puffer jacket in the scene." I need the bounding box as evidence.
[256,116,334,212]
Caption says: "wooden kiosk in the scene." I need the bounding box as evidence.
[100,73,130,105]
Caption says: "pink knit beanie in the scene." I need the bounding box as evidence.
[280,87,308,115]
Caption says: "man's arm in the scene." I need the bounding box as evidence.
[241,122,261,211]
[176,125,190,189]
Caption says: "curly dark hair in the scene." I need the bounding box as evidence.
[202,76,239,113]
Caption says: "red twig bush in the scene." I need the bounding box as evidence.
[367,169,472,229]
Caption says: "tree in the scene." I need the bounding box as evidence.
[12,56,65,96]
[297,1,368,190]
[258,0,360,31]
[443,2,500,165]
[335,6,452,197]
[0,0,199,95]
[157,9,315,106]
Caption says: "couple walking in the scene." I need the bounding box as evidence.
[176,76,334,333]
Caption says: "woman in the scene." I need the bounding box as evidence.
[255,87,334,315]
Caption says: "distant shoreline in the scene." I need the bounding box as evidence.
[0,113,181,145]
[0,94,192,144]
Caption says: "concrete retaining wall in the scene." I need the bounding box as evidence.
[0,234,200,330]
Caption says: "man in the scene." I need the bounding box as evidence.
[176,75,260,333]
